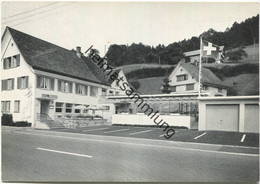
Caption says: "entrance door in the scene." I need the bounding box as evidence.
[40,100,49,115]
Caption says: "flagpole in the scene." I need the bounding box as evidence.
[198,36,202,98]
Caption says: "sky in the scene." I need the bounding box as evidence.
[1,1,259,55]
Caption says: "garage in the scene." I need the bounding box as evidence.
[244,104,259,133]
[206,104,239,132]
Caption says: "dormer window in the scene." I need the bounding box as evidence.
[176,74,188,82]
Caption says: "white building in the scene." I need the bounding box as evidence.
[167,60,228,96]
[1,27,127,128]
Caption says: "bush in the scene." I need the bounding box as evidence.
[205,63,259,79]
[130,81,140,90]
[15,121,31,127]
[1,114,14,126]
[125,66,175,80]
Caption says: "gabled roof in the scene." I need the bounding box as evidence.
[5,27,110,86]
[175,61,228,88]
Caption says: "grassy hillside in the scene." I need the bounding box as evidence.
[127,63,259,96]
[116,63,173,74]
[225,44,259,63]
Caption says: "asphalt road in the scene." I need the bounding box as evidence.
[2,127,259,182]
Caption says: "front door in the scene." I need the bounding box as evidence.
[40,100,49,115]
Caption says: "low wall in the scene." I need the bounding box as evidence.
[112,113,191,128]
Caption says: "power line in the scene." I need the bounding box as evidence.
[3,2,59,21]
[3,3,72,26]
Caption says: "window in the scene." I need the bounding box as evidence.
[17,76,29,89]
[65,103,72,113]
[202,85,208,91]
[55,102,64,113]
[14,100,20,113]
[218,88,223,93]
[3,55,20,69]
[101,88,107,96]
[1,101,10,113]
[37,75,54,90]
[170,86,176,92]
[2,78,14,90]
[186,84,194,91]
[90,86,98,96]
[109,90,114,96]
[13,55,20,67]
[176,74,188,82]
[3,57,11,69]
[58,80,72,93]
[76,84,87,95]
[103,106,110,110]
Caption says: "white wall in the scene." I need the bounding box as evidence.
[199,96,259,133]
[168,63,227,97]
[112,113,191,128]
[169,65,197,87]
[1,30,36,124]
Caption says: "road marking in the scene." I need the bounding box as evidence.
[194,132,207,140]
[37,147,93,158]
[82,127,110,132]
[13,130,259,150]
[129,129,153,135]
[104,129,129,133]
[20,132,258,157]
[240,134,246,142]
[159,134,165,137]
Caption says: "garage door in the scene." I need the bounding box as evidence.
[244,104,259,133]
[206,104,239,132]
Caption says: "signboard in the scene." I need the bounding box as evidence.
[41,94,58,100]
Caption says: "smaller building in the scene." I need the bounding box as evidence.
[167,61,228,96]
[199,96,259,133]
[184,47,224,64]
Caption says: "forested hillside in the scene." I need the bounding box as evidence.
[106,15,259,66]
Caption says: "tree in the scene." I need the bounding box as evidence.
[162,78,171,94]
[225,48,248,62]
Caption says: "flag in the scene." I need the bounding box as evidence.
[201,40,223,60]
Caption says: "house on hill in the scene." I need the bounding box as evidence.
[1,27,126,128]
[166,61,228,96]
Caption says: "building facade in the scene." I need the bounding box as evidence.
[1,27,124,128]
[167,61,228,96]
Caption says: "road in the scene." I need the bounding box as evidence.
[2,127,259,182]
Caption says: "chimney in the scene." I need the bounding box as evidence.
[76,46,82,58]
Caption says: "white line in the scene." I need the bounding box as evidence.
[37,147,93,158]
[26,133,258,157]
[82,127,110,132]
[13,130,259,152]
[194,132,207,140]
[240,134,246,142]
[130,129,153,135]
[104,129,129,133]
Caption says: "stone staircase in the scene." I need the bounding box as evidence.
[37,113,65,129]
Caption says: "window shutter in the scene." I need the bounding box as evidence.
[2,80,6,90]
[51,79,54,90]
[16,55,20,66]
[3,59,6,69]
[17,77,21,89]
[25,76,29,88]
[69,83,72,93]
[58,80,61,91]
[37,76,41,88]
[11,79,14,89]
